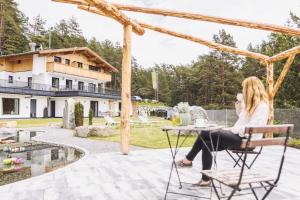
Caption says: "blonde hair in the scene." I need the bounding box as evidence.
[242,76,268,116]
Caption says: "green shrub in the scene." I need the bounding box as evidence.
[75,102,84,127]
[89,108,93,125]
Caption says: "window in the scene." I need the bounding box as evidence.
[65,59,70,65]
[77,62,83,68]
[66,79,72,90]
[8,76,13,83]
[54,56,62,63]
[52,77,59,88]
[17,60,22,64]
[78,81,84,91]
[88,83,96,92]
[28,77,32,88]
[89,65,100,72]
[2,98,19,115]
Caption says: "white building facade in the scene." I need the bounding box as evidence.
[0,47,122,119]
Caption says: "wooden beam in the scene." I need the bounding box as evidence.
[112,4,300,37]
[268,45,300,63]
[78,5,106,17]
[272,54,295,98]
[84,0,145,35]
[54,0,300,37]
[120,25,132,154]
[266,62,274,138]
[140,22,269,61]
[52,0,88,6]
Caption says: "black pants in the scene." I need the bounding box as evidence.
[186,130,242,181]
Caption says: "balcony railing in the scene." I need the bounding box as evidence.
[0,79,120,98]
[47,62,112,81]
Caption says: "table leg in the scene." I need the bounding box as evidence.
[164,130,183,200]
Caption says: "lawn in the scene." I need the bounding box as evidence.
[89,117,196,149]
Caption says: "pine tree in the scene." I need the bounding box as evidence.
[0,0,29,55]
[28,15,48,48]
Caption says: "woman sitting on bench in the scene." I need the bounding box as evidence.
[177,76,269,186]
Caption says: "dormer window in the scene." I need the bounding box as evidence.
[65,59,70,65]
[54,56,62,63]
[77,62,83,68]
[89,65,100,72]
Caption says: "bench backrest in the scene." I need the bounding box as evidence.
[244,124,294,136]
[240,124,294,148]
[240,137,290,148]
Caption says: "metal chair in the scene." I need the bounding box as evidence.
[225,146,263,169]
[202,124,294,200]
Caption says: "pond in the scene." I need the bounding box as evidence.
[0,130,84,186]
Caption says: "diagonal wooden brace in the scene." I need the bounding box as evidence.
[272,54,296,98]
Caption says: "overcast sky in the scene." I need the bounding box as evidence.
[15,0,300,67]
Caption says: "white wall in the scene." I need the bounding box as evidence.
[99,99,109,113]
[32,55,46,75]
[32,55,51,87]
[0,94,48,119]
[49,97,66,118]
[0,94,122,118]
[0,71,33,83]
[49,97,119,117]
[35,96,48,117]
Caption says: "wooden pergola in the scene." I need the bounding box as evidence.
[53,0,300,154]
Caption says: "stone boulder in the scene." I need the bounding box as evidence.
[74,126,116,138]
[74,126,89,138]
[88,126,115,137]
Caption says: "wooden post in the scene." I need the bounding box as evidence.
[120,25,132,154]
[266,62,274,138]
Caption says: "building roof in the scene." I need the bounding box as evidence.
[0,47,119,73]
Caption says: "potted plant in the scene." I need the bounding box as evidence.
[177,102,190,126]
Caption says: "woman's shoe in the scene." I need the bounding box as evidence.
[192,180,211,187]
[175,159,193,167]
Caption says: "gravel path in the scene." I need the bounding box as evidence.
[22,126,145,154]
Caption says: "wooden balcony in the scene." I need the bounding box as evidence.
[47,62,111,81]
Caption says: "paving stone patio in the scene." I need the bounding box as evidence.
[0,127,300,200]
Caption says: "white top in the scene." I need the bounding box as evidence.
[229,101,269,138]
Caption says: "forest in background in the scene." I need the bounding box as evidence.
[0,0,300,109]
